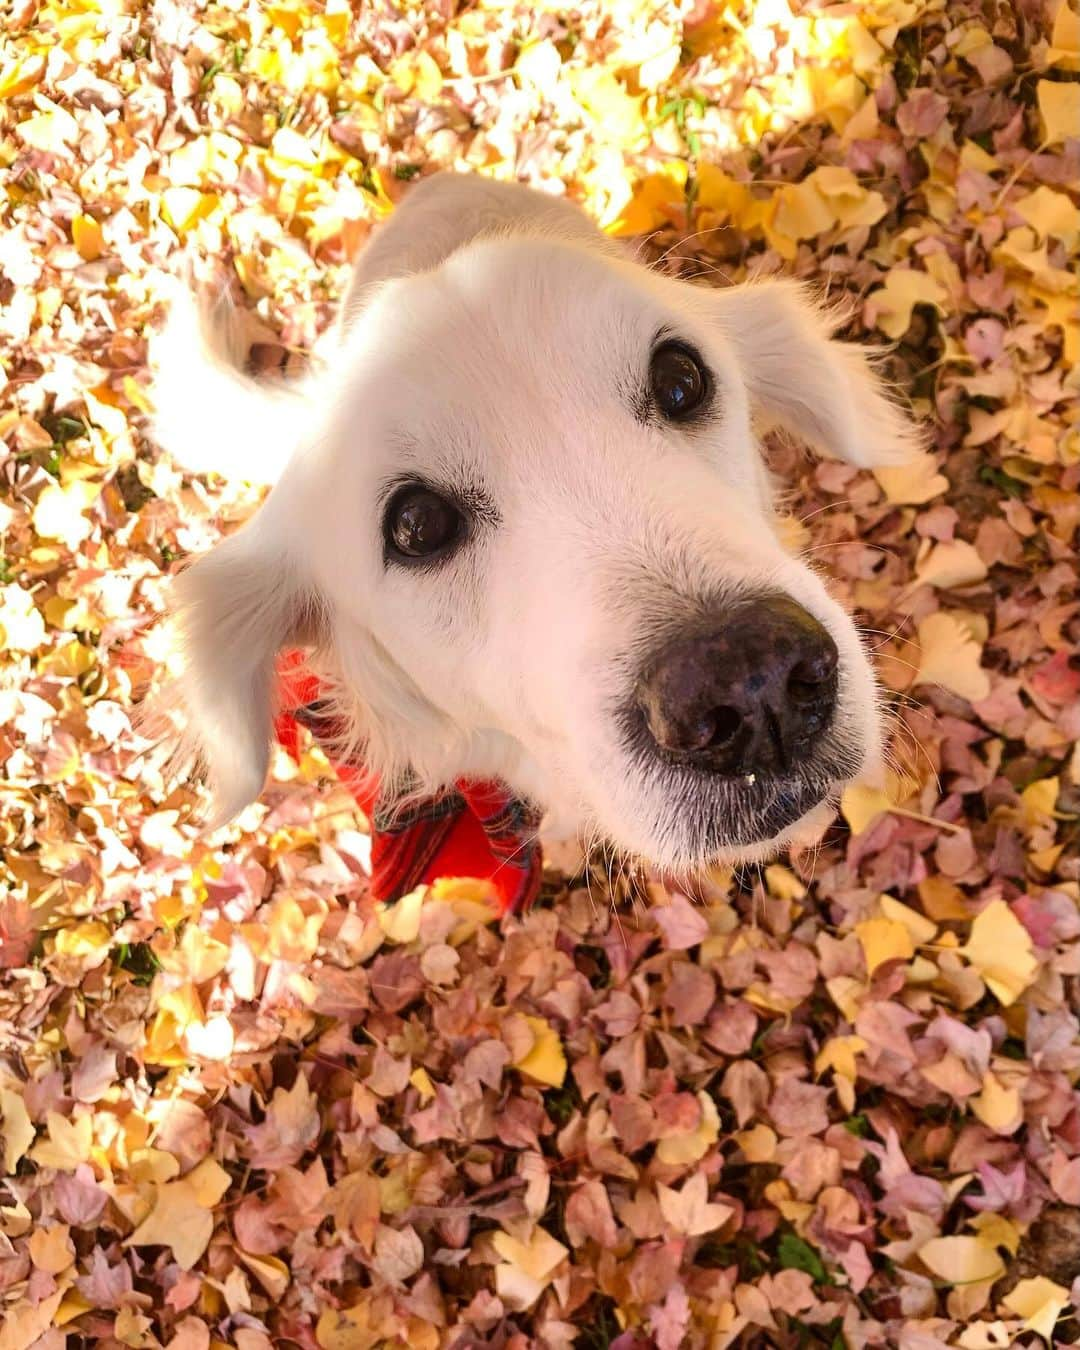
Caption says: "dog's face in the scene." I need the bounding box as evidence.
[168,237,917,869]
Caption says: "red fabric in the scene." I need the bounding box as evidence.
[273,651,541,915]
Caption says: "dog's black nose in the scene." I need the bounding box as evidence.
[635,596,839,775]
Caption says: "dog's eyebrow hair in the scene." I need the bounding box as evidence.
[377,472,501,527]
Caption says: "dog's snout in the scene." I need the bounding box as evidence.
[635,596,839,775]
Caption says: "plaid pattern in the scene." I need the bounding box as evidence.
[275,657,542,914]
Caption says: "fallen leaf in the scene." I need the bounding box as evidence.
[914,612,992,702]
[126,1157,231,1269]
[1003,1275,1071,1341]
[918,1234,1005,1285]
[512,1016,567,1089]
[961,900,1039,1005]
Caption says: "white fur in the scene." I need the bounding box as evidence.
[150,174,918,867]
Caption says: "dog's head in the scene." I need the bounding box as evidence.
[166,237,917,869]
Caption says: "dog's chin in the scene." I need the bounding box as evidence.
[616,752,861,872]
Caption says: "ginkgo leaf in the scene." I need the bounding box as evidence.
[71,213,104,261]
[961,900,1039,1005]
[1003,1276,1071,1341]
[870,268,947,339]
[1036,78,1080,143]
[911,540,988,591]
[0,1088,35,1172]
[918,1234,1005,1285]
[879,896,938,946]
[376,886,426,944]
[856,917,915,974]
[874,454,949,505]
[126,1157,231,1269]
[512,1016,567,1089]
[970,1072,1023,1135]
[914,612,992,702]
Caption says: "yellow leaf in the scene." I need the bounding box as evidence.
[911,540,988,591]
[270,125,319,166]
[764,864,806,902]
[874,453,949,505]
[880,896,938,946]
[28,1223,73,1274]
[870,268,948,340]
[161,187,218,233]
[126,1157,231,1269]
[513,1016,566,1089]
[1048,0,1080,68]
[1037,78,1080,143]
[0,52,45,99]
[1014,186,1080,249]
[409,1067,435,1102]
[53,921,111,959]
[0,1088,35,1172]
[29,1111,93,1171]
[961,899,1039,1006]
[918,1234,1005,1285]
[32,481,99,549]
[569,68,646,144]
[814,1034,867,1082]
[734,1123,777,1162]
[71,213,104,261]
[856,917,915,974]
[492,1226,568,1282]
[1020,776,1059,827]
[515,38,561,88]
[16,104,79,151]
[655,1090,720,1165]
[376,886,426,944]
[773,179,837,240]
[970,1072,1022,1135]
[841,781,891,835]
[315,1302,380,1350]
[1003,1275,1071,1341]
[914,612,991,703]
[238,1250,290,1300]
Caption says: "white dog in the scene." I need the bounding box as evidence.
[151,173,917,873]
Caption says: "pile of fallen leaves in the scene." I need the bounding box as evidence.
[1,0,1079,1346]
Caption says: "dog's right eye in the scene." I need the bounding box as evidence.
[385,485,463,561]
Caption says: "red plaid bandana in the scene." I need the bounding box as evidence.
[273,652,543,915]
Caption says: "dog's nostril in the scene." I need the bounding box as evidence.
[710,705,743,744]
[787,650,838,703]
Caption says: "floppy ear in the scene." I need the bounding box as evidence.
[713,279,921,468]
[166,515,326,826]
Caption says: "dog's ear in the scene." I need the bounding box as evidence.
[712,279,921,469]
[165,513,326,826]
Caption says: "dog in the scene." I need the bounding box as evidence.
[150,172,918,877]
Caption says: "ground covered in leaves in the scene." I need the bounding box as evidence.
[1,0,1079,1346]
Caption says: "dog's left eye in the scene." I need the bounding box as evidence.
[385,485,463,560]
[650,341,709,420]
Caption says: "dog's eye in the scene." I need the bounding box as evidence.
[650,341,709,420]
[385,485,463,560]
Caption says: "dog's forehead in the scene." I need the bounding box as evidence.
[365,238,703,380]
